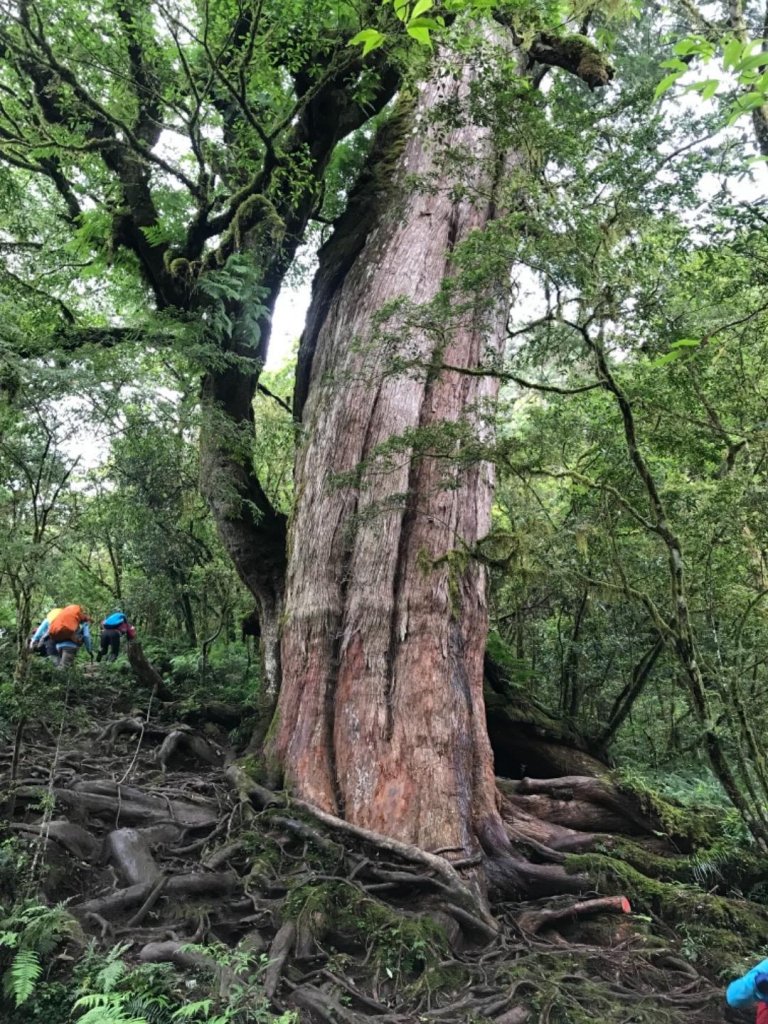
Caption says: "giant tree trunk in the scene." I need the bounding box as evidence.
[271,46,525,859]
[197,62,400,699]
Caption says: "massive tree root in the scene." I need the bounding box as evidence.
[0,695,751,1023]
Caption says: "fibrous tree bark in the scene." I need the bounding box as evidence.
[197,58,400,697]
[269,14,616,879]
[272,40,530,865]
[270,24,614,889]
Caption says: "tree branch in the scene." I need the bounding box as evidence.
[493,17,614,88]
[440,361,601,395]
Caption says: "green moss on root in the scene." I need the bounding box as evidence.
[566,852,768,972]
[284,880,452,985]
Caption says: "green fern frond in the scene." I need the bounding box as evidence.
[171,999,213,1020]
[95,957,127,993]
[1,902,79,956]
[6,947,42,1006]
[74,992,117,1009]
[124,993,173,1024]
[74,991,150,1024]
[691,844,730,884]
[77,1009,149,1024]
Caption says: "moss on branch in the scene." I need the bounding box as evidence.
[528,32,614,88]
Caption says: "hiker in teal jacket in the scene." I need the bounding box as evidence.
[726,960,768,1022]
[96,610,136,663]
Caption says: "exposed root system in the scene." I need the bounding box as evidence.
[0,685,741,1023]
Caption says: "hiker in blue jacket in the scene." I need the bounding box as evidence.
[96,610,136,663]
[55,620,93,669]
[726,960,768,1022]
[29,606,63,660]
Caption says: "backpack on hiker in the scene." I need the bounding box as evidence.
[48,604,88,644]
[103,612,127,629]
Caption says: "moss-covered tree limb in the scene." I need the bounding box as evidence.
[491,18,615,88]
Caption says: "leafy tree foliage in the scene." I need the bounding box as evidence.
[2,0,768,842]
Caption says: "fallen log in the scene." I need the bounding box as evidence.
[500,788,643,836]
[515,776,685,842]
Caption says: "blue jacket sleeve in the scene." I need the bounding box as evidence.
[726,961,768,1007]
[81,622,92,654]
[30,619,50,645]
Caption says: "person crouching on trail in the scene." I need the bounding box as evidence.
[29,607,63,660]
[726,961,768,1022]
[96,610,136,663]
[46,604,93,668]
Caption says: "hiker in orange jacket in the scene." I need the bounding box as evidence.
[47,605,92,668]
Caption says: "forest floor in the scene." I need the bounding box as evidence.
[0,665,751,1023]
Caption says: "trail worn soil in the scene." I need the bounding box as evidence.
[0,669,734,1023]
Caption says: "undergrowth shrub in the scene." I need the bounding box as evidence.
[73,941,297,1024]
[169,647,260,705]
[0,839,29,903]
[0,901,78,1014]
